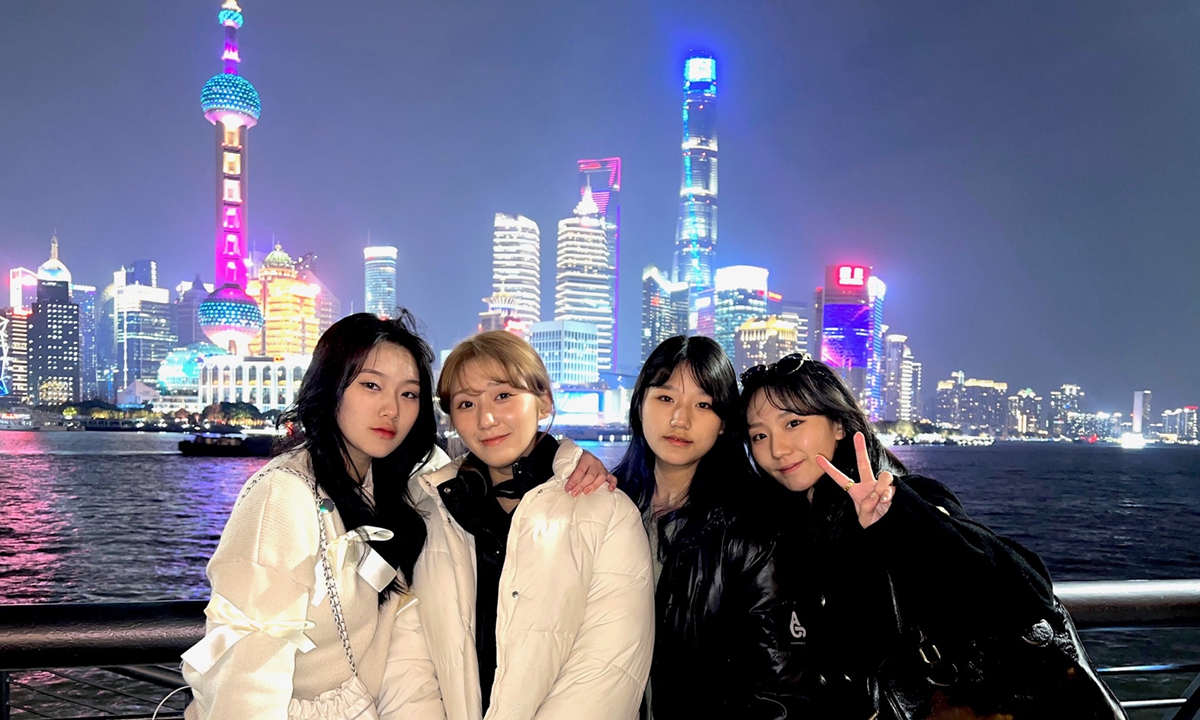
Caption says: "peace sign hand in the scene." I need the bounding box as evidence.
[815,432,895,529]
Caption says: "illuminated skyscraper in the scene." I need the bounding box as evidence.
[9,268,38,313]
[1,309,30,402]
[363,245,398,319]
[712,265,768,361]
[735,316,800,375]
[640,265,688,363]
[491,213,541,327]
[1133,390,1152,436]
[817,265,873,403]
[197,0,265,355]
[103,270,176,394]
[882,333,919,422]
[73,284,98,400]
[29,237,80,405]
[578,158,621,365]
[295,253,341,336]
[671,52,718,300]
[555,187,613,371]
[863,276,886,421]
[248,244,322,355]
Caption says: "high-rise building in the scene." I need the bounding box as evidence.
[882,333,919,422]
[671,52,718,303]
[555,187,613,371]
[124,260,158,288]
[734,316,799,375]
[197,0,265,355]
[578,158,621,366]
[1,308,30,402]
[248,244,322,355]
[73,284,98,401]
[173,275,213,348]
[363,245,398,319]
[102,270,176,393]
[294,253,341,337]
[765,295,810,356]
[529,320,599,385]
[9,268,38,313]
[640,266,689,363]
[29,238,80,405]
[935,375,1008,434]
[491,213,541,328]
[1133,390,1153,436]
[863,276,886,421]
[818,265,873,403]
[478,288,525,336]
[712,266,768,361]
[1007,388,1043,436]
[1048,383,1085,435]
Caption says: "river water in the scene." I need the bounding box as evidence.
[0,431,1197,712]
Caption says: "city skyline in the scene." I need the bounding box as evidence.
[1,2,1197,409]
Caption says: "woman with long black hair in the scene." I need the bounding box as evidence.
[613,335,803,720]
[740,352,1125,719]
[182,312,448,719]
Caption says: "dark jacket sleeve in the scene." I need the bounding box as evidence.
[864,474,1056,635]
[722,516,807,720]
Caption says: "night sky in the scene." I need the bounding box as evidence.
[1,1,1197,410]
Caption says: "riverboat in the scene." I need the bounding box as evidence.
[178,433,275,457]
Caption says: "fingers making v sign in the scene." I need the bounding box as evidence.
[815,432,895,529]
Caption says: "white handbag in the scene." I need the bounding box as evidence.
[287,473,382,720]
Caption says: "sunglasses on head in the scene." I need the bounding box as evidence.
[739,352,813,386]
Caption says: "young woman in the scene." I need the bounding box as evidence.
[612,335,804,720]
[379,330,654,720]
[741,353,1125,719]
[182,312,451,719]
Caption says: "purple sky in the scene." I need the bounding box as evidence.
[1,1,1197,410]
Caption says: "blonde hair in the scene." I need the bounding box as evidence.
[437,331,554,414]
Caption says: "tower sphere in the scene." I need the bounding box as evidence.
[201,73,261,127]
[198,285,265,355]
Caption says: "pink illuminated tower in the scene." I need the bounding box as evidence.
[197,0,264,355]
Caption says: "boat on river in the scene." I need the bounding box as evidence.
[178,433,275,457]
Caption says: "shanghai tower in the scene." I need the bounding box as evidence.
[671,52,718,296]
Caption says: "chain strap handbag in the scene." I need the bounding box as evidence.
[284,469,382,720]
[877,573,1127,720]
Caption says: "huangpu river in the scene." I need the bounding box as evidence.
[0,431,1197,714]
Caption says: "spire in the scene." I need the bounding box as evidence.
[574,183,600,217]
[49,235,59,261]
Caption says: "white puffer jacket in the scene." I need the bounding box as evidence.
[377,439,655,720]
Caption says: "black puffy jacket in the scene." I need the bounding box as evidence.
[649,486,807,720]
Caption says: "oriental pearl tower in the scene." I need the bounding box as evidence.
[197,0,264,355]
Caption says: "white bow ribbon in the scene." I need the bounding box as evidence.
[182,593,316,675]
[311,525,398,606]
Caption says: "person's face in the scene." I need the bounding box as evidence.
[449,360,550,474]
[639,363,724,477]
[336,343,422,478]
[746,390,844,493]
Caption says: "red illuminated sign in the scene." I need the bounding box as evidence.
[837,266,866,287]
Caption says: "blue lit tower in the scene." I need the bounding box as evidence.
[197,0,264,355]
[671,52,718,302]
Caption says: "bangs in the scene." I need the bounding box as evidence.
[755,379,825,418]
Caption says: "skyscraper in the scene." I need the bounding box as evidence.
[29,237,80,405]
[1133,390,1153,436]
[863,276,887,421]
[530,320,599,385]
[73,284,98,401]
[294,253,341,336]
[640,266,688,363]
[8,268,38,313]
[672,52,718,302]
[882,333,919,422]
[363,245,398,319]
[197,0,265,355]
[491,213,541,328]
[818,265,873,402]
[712,265,768,361]
[102,270,176,395]
[1,309,30,402]
[172,276,213,348]
[578,158,621,366]
[555,187,614,371]
[248,244,322,355]
[734,316,800,375]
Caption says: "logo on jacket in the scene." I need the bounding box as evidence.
[789,611,807,639]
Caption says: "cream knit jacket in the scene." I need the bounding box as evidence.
[183,446,450,720]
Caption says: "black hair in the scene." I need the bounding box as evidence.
[276,311,436,602]
[613,335,754,542]
[739,357,907,536]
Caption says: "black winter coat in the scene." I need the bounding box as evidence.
[649,485,807,720]
[775,472,1059,719]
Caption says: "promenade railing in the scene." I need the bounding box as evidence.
[1,580,1198,719]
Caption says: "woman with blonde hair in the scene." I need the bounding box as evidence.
[380,330,655,720]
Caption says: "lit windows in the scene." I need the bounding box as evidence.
[223,179,242,203]
[223,234,240,256]
[223,127,239,147]
[223,207,240,230]
[223,152,241,175]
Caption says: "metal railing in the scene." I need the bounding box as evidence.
[1,581,1199,719]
